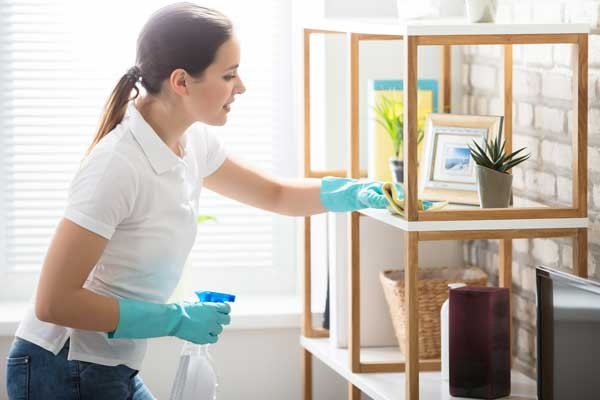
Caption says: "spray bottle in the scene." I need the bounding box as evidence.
[170,290,236,400]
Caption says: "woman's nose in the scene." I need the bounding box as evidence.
[236,76,246,95]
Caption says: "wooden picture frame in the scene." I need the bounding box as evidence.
[419,113,504,205]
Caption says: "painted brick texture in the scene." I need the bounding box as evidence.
[462,0,600,378]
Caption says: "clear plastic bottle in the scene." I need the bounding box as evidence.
[440,283,466,381]
[170,291,235,400]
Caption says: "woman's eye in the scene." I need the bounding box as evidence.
[224,74,236,81]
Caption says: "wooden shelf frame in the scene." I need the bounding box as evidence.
[301,22,590,400]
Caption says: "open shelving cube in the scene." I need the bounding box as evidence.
[301,18,590,400]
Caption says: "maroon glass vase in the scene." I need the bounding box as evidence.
[449,286,510,399]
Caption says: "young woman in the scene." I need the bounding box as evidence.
[5,3,392,399]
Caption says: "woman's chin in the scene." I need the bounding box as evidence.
[202,115,228,126]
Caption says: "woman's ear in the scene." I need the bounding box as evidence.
[169,69,189,96]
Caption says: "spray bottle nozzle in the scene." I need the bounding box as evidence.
[195,291,236,303]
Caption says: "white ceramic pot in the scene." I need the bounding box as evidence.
[465,0,498,23]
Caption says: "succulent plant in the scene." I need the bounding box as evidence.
[468,130,530,173]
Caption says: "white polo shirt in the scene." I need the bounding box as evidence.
[15,102,227,370]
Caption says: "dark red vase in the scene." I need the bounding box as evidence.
[449,286,510,399]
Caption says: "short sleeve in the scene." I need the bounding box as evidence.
[197,124,227,178]
[63,151,139,240]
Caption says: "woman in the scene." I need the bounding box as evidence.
[5,3,391,399]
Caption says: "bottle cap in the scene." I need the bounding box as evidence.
[195,291,236,303]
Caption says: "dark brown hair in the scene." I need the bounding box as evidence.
[85,3,233,156]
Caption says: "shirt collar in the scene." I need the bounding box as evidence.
[127,101,189,175]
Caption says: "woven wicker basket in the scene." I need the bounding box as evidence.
[379,266,488,359]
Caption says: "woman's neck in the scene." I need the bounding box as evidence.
[134,95,191,156]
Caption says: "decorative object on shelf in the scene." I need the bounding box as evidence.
[469,129,530,208]
[440,282,467,381]
[381,181,448,216]
[465,0,498,23]
[368,79,438,183]
[379,266,487,359]
[449,286,510,399]
[419,113,503,205]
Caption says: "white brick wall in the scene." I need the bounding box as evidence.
[541,140,572,169]
[557,175,572,204]
[553,43,573,68]
[514,134,539,162]
[524,44,554,68]
[513,239,529,254]
[588,107,600,136]
[534,105,566,134]
[593,182,600,207]
[517,102,534,127]
[514,70,541,97]
[512,166,525,190]
[462,0,600,376]
[525,170,556,197]
[541,72,572,101]
[469,64,496,90]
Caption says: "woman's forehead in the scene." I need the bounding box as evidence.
[213,38,240,69]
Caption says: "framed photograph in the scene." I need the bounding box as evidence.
[419,113,504,205]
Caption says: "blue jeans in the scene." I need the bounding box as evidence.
[5,337,156,400]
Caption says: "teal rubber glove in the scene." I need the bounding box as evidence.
[107,298,231,345]
[320,176,390,212]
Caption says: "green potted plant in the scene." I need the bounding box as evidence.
[468,130,530,208]
[372,94,426,183]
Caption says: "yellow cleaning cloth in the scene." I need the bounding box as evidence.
[381,182,448,216]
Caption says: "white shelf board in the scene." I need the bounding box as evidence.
[303,17,590,37]
[359,208,589,232]
[301,337,537,400]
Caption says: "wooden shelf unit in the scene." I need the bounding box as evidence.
[301,18,590,400]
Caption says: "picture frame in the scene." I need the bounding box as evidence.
[419,113,504,205]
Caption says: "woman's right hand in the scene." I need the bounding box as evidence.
[174,302,231,344]
[107,298,232,344]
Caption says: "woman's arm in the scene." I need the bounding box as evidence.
[203,156,327,216]
[35,218,119,332]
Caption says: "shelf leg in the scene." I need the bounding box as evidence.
[573,34,588,216]
[347,31,361,372]
[503,44,513,152]
[440,44,451,113]
[499,239,512,367]
[403,35,418,221]
[349,212,361,372]
[574,227,588,278]
[405,231,419,400]
[302,216,314,337]
[348,383,361,400]
[303,349,313,400]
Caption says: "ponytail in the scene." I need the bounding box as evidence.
[84,66,142,158]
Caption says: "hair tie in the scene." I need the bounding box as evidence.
[125,66,142,83]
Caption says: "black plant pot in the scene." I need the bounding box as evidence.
[389,158,404,183]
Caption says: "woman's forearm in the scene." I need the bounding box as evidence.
[36,287,119,333]
[275,178,327,216]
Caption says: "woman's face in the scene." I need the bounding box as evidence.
[186,37,246,125]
